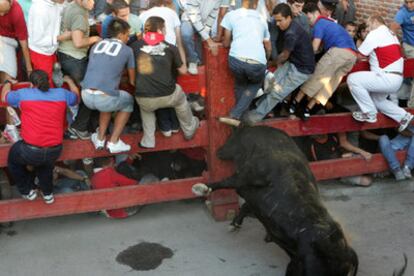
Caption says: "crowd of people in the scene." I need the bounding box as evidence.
[0,0,414,214]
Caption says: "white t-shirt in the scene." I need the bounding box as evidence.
[359,25,403,73]
[139,7,181,45]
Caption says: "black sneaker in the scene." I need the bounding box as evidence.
[289,99,298,115]
[68,127,91,140]
[298,107,311,121]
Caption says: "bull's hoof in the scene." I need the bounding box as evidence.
[228,223,241,233]
[192,183,212,196]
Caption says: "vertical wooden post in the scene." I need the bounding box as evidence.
[205,46,239,221]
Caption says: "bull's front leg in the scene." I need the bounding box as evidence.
[192,174,241,197]
[228,203,252,232]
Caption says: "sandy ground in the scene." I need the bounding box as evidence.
[0,178,413,276]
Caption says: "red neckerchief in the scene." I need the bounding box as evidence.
[313,15,335,26]
[143,32,165,46]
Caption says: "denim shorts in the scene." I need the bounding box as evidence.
[81,89,133,113]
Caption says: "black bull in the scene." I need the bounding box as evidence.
[194,126,358,276]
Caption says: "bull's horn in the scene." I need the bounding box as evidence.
[218,117,241,127]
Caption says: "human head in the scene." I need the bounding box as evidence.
[317,0,337,17]
[241,0,259,9]
[272,4,293,31]
[148,0,166,8]
[144,16,165,34]
[30,70,50,92]
[345,21,357,38]
[367,14,385,32]
[108,18,130,43]
[110,0,130,22]
[356,22,368,41]
[303,2,320,25]
[76,0,95,11]
[405,0,414,11]
[94,157,115,168]
[287,0,304,17]
[0,0,11,16]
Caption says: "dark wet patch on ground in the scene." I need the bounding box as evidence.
[323,195,351,202]
[218,257,226,263]
[6,230,17,236]
[116,242,173,271]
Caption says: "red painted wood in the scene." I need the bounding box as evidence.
[177,66,206,96]
[0,176,207,223]
[0,121,209,167]
[205,47,239,221]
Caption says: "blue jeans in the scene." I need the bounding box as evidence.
[57,52,87,85]
[8,141,62,196]
[228,56,266,119]
[55,171,89,194]
[156,108,179,132]
[82,89,134,113]
[255,62,310,118]
[181,20,203,64]
[379,134,414,171]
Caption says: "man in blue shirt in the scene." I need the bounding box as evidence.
[391,0,414,108]
[289,2,357,120]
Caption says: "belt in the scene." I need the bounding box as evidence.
[23,142,62,150]
[384,71,403,76]
[84,88,105,95]
[235,56,262,65]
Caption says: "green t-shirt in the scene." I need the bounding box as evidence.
[58,2,90,60]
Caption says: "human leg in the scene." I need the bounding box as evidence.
[180,21,200,65]
[136,97,158,148]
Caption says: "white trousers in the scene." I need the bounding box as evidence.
[0,36,18,78]
[347,71,407,123]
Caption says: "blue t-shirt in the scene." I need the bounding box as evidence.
[82,39,135,96]
[283,21,315,74]
[313,17,356,51]
[395,5,414,46]
[221,8,270,65]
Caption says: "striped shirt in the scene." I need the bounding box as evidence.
[181,0,229,40]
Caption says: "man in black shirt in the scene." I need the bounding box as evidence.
[245,3,315,124]
[131,16,199,148]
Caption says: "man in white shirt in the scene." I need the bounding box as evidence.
[347,15,414,132]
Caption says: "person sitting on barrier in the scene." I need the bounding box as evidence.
[347,15,414,132]
[345,21,357,39]
[91,156,139,219]
[288,2,357,120]
[379,126,414,181]
[244,3,315,124]
[101,0,142,43]
[132,16,199,149]
[1,70,79,204]
[0,0,33,83]
[218,0,272,123]
[355,22,368,48]
[53,166,90,194]
[82,18,136,154]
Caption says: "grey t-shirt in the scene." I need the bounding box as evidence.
[82,39,135,96]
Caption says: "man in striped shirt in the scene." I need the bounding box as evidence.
[180,0,228,74]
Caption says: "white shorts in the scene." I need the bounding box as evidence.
[0,36,18,78]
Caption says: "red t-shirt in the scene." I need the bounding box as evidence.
[0,0,28,40]
[91,167,137,219]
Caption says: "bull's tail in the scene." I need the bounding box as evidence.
[350,248,359,276]
[393,254,408,276]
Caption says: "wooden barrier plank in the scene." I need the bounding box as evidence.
[0,176,207,223]
[0,121,209,167]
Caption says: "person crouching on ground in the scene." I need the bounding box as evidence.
[81,18,136,154]
[132,16,199,149]
[347,15,414,132]
[1,70,79,204]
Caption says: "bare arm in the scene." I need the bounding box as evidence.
[128,68,136,87]
[312,38,322,53]
[214,7,228,42]
[57,31,72,42]
[55,166,87,181]
[18,40,32,76]
[177,64,187,75]
[338,132,372,160]
[264,40,272,60]
[63,75,79,98]
[222,28,232,48]
[175,27,187,67]
[1,82,12,103]
[390,22,401,36]
[275,49,290,66]
[72,30,101,49]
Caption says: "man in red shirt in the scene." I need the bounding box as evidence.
[1,70,79,204]
[91,157,138,219]
[0,0,32,82]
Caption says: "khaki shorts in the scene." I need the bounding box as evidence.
[302,47,357,106]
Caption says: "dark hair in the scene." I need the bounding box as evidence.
[302,2,319,14]
[107,18,130,38]
[148,0,165,8]
[287,0,304,4]
[144,16,165,33]
[272,3,293,17]
[30,70,49,92]
[356,22,367,40]
[242,0,258,9]
[110,0,129,13]
[345,21,357,28]
[94,157,114,168]
[320,1,337,12]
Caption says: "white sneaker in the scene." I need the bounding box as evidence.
[22,189,37,201]
[188,63,198,75]
[352,111,377,123]
[91,133,105,150]
[255,88,264,99]
[161,130,172,137]
[263,70,275,93]
[399,113,414,132]
[42,193,54,204]
[107,139,131,154]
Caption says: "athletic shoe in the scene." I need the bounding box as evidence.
[107,139,131,154]
[352,111,377,123]
[161,130,172,137]
[184,117,200,140]
[188,63,198,75]
[42,193,54,204]
[255,88,264,99]
[402,165,412,179]
[289,99,298,115]
[91,133,105,150]
[398,113,414,132]
[172,128,179,134]
[68,127,91,140]
[22,189,37,201]
[263,70,275,93]
[393,169,406,181]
